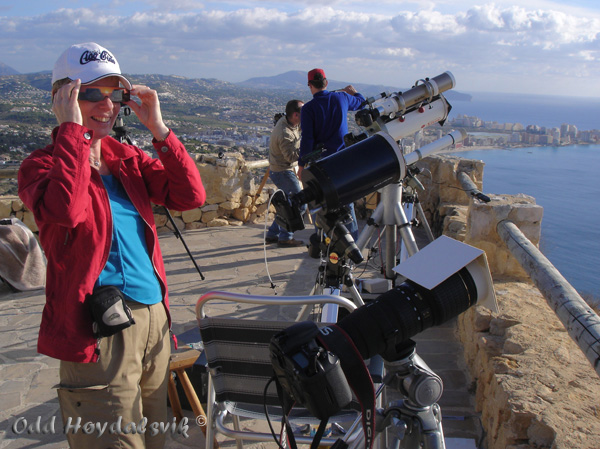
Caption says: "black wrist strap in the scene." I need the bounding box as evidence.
[274,378,298,449]
[317,324,376,449]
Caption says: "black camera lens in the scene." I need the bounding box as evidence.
[337,268,477,362]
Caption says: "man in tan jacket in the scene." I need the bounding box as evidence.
[265,99,305,247]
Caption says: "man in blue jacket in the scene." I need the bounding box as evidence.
[298,68,365,239]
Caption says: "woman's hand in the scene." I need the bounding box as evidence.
[125,85,170,141]
[52,79,83,126]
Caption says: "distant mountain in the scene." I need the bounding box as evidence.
[238,71,307,91]
[238,70,472,102]
[0,61,19,76]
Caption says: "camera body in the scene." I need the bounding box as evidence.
[273,112,285,126]
[270,321,352,420]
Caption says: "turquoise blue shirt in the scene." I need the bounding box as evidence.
[96,174,162,305]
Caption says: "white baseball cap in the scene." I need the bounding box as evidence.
[51,42,132,90]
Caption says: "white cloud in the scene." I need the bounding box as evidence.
[1,3,599,96]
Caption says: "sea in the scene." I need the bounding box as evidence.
[444,92,599,300]
[448,91,600,131]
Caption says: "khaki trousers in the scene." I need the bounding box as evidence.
[58,301,170,449]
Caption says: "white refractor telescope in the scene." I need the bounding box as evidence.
[350,71,455,143]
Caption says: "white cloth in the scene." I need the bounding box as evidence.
[0,217,46,291]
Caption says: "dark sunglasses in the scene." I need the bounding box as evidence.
[78,86,130,103]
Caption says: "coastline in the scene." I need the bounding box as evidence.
[451,141,599,153]
[453,145,502,152]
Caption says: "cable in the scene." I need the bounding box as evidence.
[263,190,281,293]
[264,376,287,449]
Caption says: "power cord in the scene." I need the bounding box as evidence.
[263,190,281,293]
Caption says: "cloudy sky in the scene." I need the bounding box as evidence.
[1,1,599,97]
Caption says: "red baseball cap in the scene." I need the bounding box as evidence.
[308,68,326,82]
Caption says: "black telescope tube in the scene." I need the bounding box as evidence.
[301,133,402,212]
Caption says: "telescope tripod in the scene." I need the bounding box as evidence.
[299,177,447,448]
[343,342,446,449]
[356,171,434,280]
[302,168,435,321]
[304,233,365,322]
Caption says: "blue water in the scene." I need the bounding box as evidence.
[449,92,600,131]
[457,144,599,299]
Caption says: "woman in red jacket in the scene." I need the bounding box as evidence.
[18,42,206,449]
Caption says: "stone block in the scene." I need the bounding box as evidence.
[220,201,241,211]
[153,213,168,228]
[207,218,229,227]
[443,215,467,240]
[22,210,38,233]
[201,210,219,223]
[166,216,184,231]
[255,192,270,206]
[11,199,24,212]
[181,208,202,223]
[0,199,12,218]
[472,307,494,332]
[185,222,207,230]
[233,208,250,222]
[201,204,219,212]
[254,203,269,216]
[240,195,253,208]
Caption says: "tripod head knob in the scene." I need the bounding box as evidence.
[385,351,443,408]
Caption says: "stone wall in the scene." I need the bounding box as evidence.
[0,196,35,231]
[416,155,600,449]
[415,154,543,278]
[6,153,277,235]
[154,153,276,232]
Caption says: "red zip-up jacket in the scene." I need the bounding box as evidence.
[18,122,206,363]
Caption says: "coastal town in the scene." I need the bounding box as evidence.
[1,71,598,167]
[451,113,599,148]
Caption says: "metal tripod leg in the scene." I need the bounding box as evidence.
[356,201,384,254]
[356,183,419,280]
[164,207,205,280]
[414,199,434,243]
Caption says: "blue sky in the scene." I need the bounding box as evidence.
[1,1,600,97]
